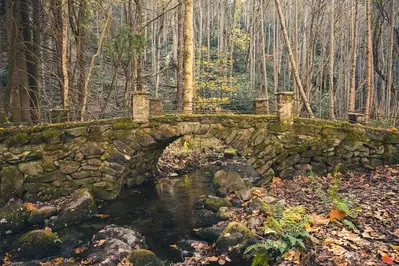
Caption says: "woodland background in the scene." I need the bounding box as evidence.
[0,0,398,125]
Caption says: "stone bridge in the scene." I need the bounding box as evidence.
[1,114,399,201]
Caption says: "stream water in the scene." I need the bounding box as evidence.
[0,162,259,264]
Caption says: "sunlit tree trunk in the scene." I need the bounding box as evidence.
[386,0,394,116]
[329,0,335,119]
[365,0,373,121]
[183,0,194,114]
[177,0,184,112]
[61,0,69,111]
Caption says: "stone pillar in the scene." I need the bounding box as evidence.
[133,91,150,124]
[348,113,365,124]
[150,98,163,116]
[253,98,269,114]
[276,92,295,125]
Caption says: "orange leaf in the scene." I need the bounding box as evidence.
[25,202,37,211]
[390,128,398,132]
[382,254,395,265]
[95,214,110,219]
[44,226,52,232]
[329,209,346,221]
[75,247,86,254]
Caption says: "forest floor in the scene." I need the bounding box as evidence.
[177,165,399,266]
[269,165,399,266]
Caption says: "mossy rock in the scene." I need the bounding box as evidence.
[14,229,61,259]
[8,132,30,147]
[28,206,57,225]
[30,129,63,144]
[0,203,30,235]
[48,189,97,230]
[1,165,25,200]
[204,196,232,212]
[216,222,257,253]
[127,249,164,266]
[212,170,247,192]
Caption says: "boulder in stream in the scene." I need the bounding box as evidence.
[14,229,62,259]
[0,203,29,235]
[127,249,164,266]
[48,189,97,230]
[212,170,247,192]
[216,222,257,254]
[204,196,232,212]
[87,224,148,265]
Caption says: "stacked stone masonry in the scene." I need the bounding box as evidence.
[1,115,398,202]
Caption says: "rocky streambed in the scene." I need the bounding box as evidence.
[1,153,274,266]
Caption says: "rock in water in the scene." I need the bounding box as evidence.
[127,249,164,266]
[48,189,97,230]
[216,222,257,254]
[0,203,29,235]
[88,224,148,265]
[204,196,232,212]
[212,170,247,192]
[14,229,61,259]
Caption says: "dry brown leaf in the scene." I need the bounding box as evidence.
[312,213,330,225]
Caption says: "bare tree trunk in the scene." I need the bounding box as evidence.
[365,0,373,121]
[183,0,194,113]
[348,0,359,113]
[386,0,394,116]
[329,0,335,119]
[80,8,111,121]
[260,0,269,112]
[177,0,184,112]
[274,0,314,117]
[61,0,69,111]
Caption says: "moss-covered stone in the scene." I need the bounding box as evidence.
[30,129,62,144]
[212,170,247,192]
[0,203,29,235]
[14,229,61,259]
[9,132,29,147]
[28,206,57,225]
[48,189,97,230]
[1,165,25,200]
[127,249,164,266]
[204,196,232,212]
[216,222,257,252]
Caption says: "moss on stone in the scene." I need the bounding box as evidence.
[112,121,138,130]
[127,249,164,266]
[15,229,61,259]
[204,197,232,212]
[0,203,30,235]
[384,132,399,144]
[9,132,29,146]
[30,129,62,144]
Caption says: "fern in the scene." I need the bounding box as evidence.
[245,204,309,265]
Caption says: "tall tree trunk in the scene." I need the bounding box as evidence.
[61,0,69,111]
[274,0,314,118]
[329,0,335,119]
[348,0,359,113]
[260,0,269,112]
[386,0,394,116]
[183,0,194,113]
[365,0,373,121]
[177,0,184,112]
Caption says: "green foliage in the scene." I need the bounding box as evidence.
[245,203,309,265]
[308,167,359,218]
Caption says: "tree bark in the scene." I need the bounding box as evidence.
[61,0,69,111]
[329,0,335,119]
[348,0,359,113]
[365,0,373,121]
[177,0,184,112]
[183,0,194,114]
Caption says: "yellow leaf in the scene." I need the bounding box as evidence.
[169,244,177,249]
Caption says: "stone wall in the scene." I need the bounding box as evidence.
[1,115,398,202]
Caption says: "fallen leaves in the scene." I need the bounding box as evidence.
[381,254,395,265]
[329,209,346,221]
[311,213,330,226]
[25,202,37,211]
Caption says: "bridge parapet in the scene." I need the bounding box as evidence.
[0,115,398,202]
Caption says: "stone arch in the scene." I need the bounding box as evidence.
[1,115,399,202]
